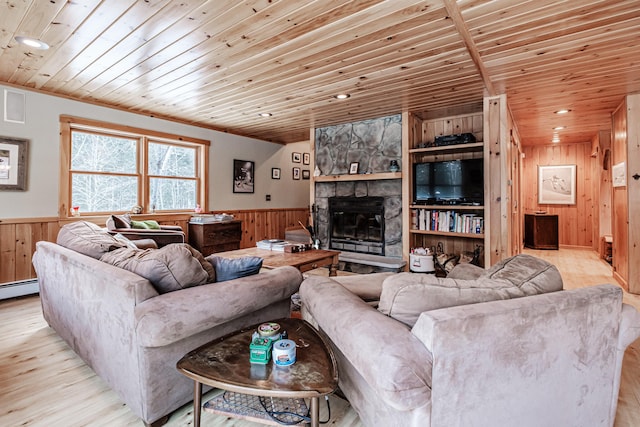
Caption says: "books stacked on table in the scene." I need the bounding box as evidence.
[256,239,288,251]
[256,240,313,252]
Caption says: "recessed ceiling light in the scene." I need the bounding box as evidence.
[553,126,566,130]
[554,109,571,114]
[552,137,560,143]
[334,94,350,99]
[15,36,49,50]
[258,112,272,117]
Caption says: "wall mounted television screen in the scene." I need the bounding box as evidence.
[413,158,484,205]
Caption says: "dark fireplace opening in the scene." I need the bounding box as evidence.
[329,197,385,255]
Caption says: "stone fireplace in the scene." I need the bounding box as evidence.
[313,114,404,272]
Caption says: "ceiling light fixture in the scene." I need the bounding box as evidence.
[334,94,351,99]
[15,36,49,50]
[552,137,560,143]
[258,112,272,117]
[553,126,566,130]
[554,109,571,114]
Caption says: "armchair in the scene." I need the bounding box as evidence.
[106,214,185,247]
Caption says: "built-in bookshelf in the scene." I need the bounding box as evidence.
[403,110,487,266]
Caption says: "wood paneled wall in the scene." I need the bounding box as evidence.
[0,208,309,285]
[521,142,598,249]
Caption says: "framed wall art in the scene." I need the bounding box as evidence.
[303,152,310,165]
[292,152,301,163]
[233,159,254,193]
[302,169,310,180]
[538,164,576,205]
[293,167,300,180]
[0,136,28,191]
[612,162,626,187]
[271,167,281,179]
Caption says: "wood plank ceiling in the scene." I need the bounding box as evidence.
[1,0,639,145]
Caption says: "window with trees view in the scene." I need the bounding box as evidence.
[60,116,208,216]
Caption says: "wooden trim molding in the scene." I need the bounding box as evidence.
[59,115,210,146]
[58,115,210,218]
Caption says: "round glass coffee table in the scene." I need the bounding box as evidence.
[177,318,338,427]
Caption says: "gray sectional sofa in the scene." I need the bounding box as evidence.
[300,254,640,427]
[32,222,302,426]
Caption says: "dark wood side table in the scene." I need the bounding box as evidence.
[189,220,242,256]
[176,318,338,427]
[524,214,559,249]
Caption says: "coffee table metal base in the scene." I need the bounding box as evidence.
[204,391,309,425]
[191,382,322,427]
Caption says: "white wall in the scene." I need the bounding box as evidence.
[0,85,310,218]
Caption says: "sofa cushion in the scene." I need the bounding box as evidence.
[483,253,563,294]
[378,273,518,327]
[57,221,128,259]
[206,255,263,282]
[100,243,210,293]
[378,254,564,327]
[185,244,216,283]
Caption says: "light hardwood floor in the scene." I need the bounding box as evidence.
[1,248,638,426]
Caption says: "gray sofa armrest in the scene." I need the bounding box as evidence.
[135,266,302,347]
[618,303,640,349]
[300,276,433,411]
[410,284,626,427]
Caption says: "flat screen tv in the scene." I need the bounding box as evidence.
[413,158,484,205]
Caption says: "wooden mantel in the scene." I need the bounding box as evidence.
[313,172,401,182]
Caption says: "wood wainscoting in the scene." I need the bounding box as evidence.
[0,207,309,285]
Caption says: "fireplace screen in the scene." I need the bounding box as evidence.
[329,197,384,255]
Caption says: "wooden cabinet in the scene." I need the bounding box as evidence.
[524,214,558,250]
[189,220,242,256]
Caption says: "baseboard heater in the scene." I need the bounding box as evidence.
[0,279,39,300]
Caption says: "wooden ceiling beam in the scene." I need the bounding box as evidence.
[442,0,497,96]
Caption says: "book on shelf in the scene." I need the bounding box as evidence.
[411,208,484,234]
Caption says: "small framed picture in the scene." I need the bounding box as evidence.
[233,159,254,193]
[302,169,310,180]
[303,152,310,165]
[271,168,281,179]
[349,162,359,174]
[293,167,301,180]
[292,152,301,163]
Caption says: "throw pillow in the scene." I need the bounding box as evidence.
[184,245,216,283]
[57,221,128,259]
[131,219,161,229]
[111,214,131,229]
[205,255,263,282]
[378,273,516,327]
[100,243,210,294]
